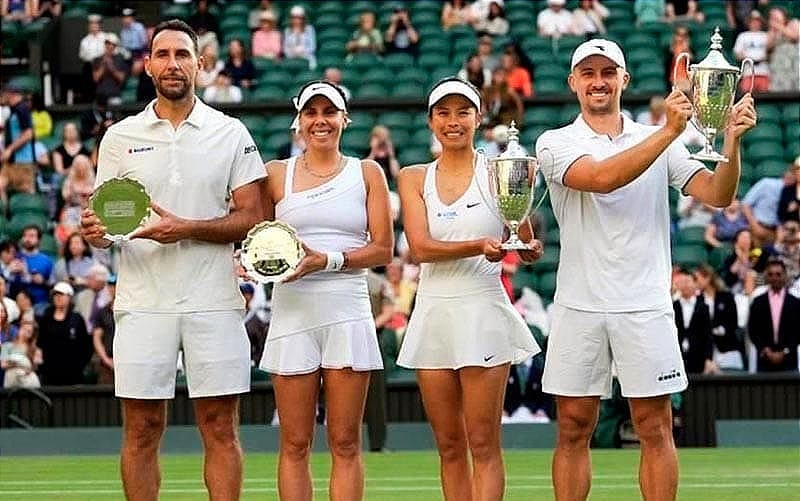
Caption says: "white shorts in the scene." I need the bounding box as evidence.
[259,318,383,376]
[114,310,250,399]
[542,304,688,398]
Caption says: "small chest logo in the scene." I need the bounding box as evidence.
[436,210,458,219]
[128,146,154,154]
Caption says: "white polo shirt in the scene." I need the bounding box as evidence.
[536,114,705,312]
[96,98,265,313]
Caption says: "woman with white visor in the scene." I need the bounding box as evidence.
[259,80,393,500]
[396,77,543,500]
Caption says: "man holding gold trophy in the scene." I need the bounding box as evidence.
[536,37,756,500]
[81,20,266,501]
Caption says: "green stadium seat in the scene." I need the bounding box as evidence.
[782,103,799,124]
[398,147,433,166]
[536,77,567,95]
[755,104,782,126]
[361,67,394,86]
[409,128,433,148]
[348,111,376,130]
[40,231,59,259]
[783,122,799,146]
[222,3,251,17]
[537,271,557,302]
[672,244,707,269]
[315,13,345,29]
[249,85,286,102]
[377,112,414,130]
[383,52,416,71]
[418,37,451,56]
[219,16,249,33]
[708,243,732,272]
[559,105,581,124]
[755,160,789,179]
[356,83,386,100]
[161,3,191,20]
[392,82,425,99]
[743,123,783,147]
[627,47,662,66]
[513,268,538,292]
[747,141,786,165]
[8,213,49,241]
[531,245,560,274]
[9,193,48,217]
[635,77,668,94]
[677,226,706,245]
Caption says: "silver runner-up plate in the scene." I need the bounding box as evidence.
[89,177,151,242]
[241,221,304,283]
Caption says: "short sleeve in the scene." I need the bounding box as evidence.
[535,129,590,187]
[95,129,122,187]
[228,121,266,192]
[665,139,706,194]
[741,179,764,207]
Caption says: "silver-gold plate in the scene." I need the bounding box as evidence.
[241,221,304,283]
[90,177,151,241]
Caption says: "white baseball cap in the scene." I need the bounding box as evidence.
[52,282,75,296]
[427,78,481,113]
[571,39,626,70]
[290,81,348,130]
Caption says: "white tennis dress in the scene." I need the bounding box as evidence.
[397,156,541,369]
[259,155,383,375]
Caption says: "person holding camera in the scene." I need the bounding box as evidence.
[365,125,401,189]
[385,5,419,59]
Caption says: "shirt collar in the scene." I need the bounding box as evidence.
[573,113,637,140]
[768,287,786,299]
[143,96,206,128]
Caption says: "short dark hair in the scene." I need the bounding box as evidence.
[150,19,199,55]
[766,258,786,271]
[21,224,42,239]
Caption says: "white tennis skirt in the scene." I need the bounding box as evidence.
[397,287,541,370]
[260,317,383,376]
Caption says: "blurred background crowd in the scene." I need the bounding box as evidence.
[1,0,798,425]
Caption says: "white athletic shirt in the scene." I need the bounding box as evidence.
[535,114,705,312]
[95,98,265,312]
[417,154,505,297]
[268,155,372,338]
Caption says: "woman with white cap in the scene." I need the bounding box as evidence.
[258,80,393,500]
[396,77,542,500]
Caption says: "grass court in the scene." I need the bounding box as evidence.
[1,447,797,500]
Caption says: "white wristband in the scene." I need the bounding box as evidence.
[325,251,345,271]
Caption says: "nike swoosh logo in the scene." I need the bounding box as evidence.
[467,202,481,208]
[484,355,495,362]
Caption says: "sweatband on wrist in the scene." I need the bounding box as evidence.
[325,251,345,271]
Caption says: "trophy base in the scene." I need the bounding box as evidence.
[690,151,728,163]
[500,240,531,251]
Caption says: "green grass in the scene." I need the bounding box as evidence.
[1,448,798,500]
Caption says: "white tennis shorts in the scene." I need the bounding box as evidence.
[113,310,251,399]
[259,318,383,376]
[542,304,688,398]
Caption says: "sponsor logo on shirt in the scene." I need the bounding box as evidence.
[244,145,257,155]
[436,210,458,219]
[307,186,335,199]
[128,145,154,154]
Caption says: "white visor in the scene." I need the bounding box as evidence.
[427,80,481,113]
[290,82,348,130]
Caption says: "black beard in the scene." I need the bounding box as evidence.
[154,78,192,100]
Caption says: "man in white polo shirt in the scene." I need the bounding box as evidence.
[80,20,266,500]
[535,39,756,500]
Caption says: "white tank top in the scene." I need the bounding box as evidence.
[276,154,368,283]
[418,154,504,297]
[268,155,372,338]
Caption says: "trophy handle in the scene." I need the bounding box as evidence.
[672,52,691,91]
[740,58,755,94]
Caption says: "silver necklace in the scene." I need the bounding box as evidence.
[302,153,344,179]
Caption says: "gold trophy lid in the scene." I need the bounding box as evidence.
[497,121,535,161]
[691,27,740,73]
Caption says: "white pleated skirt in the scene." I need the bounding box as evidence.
[397,283,540,370]
[260,317,383,375]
